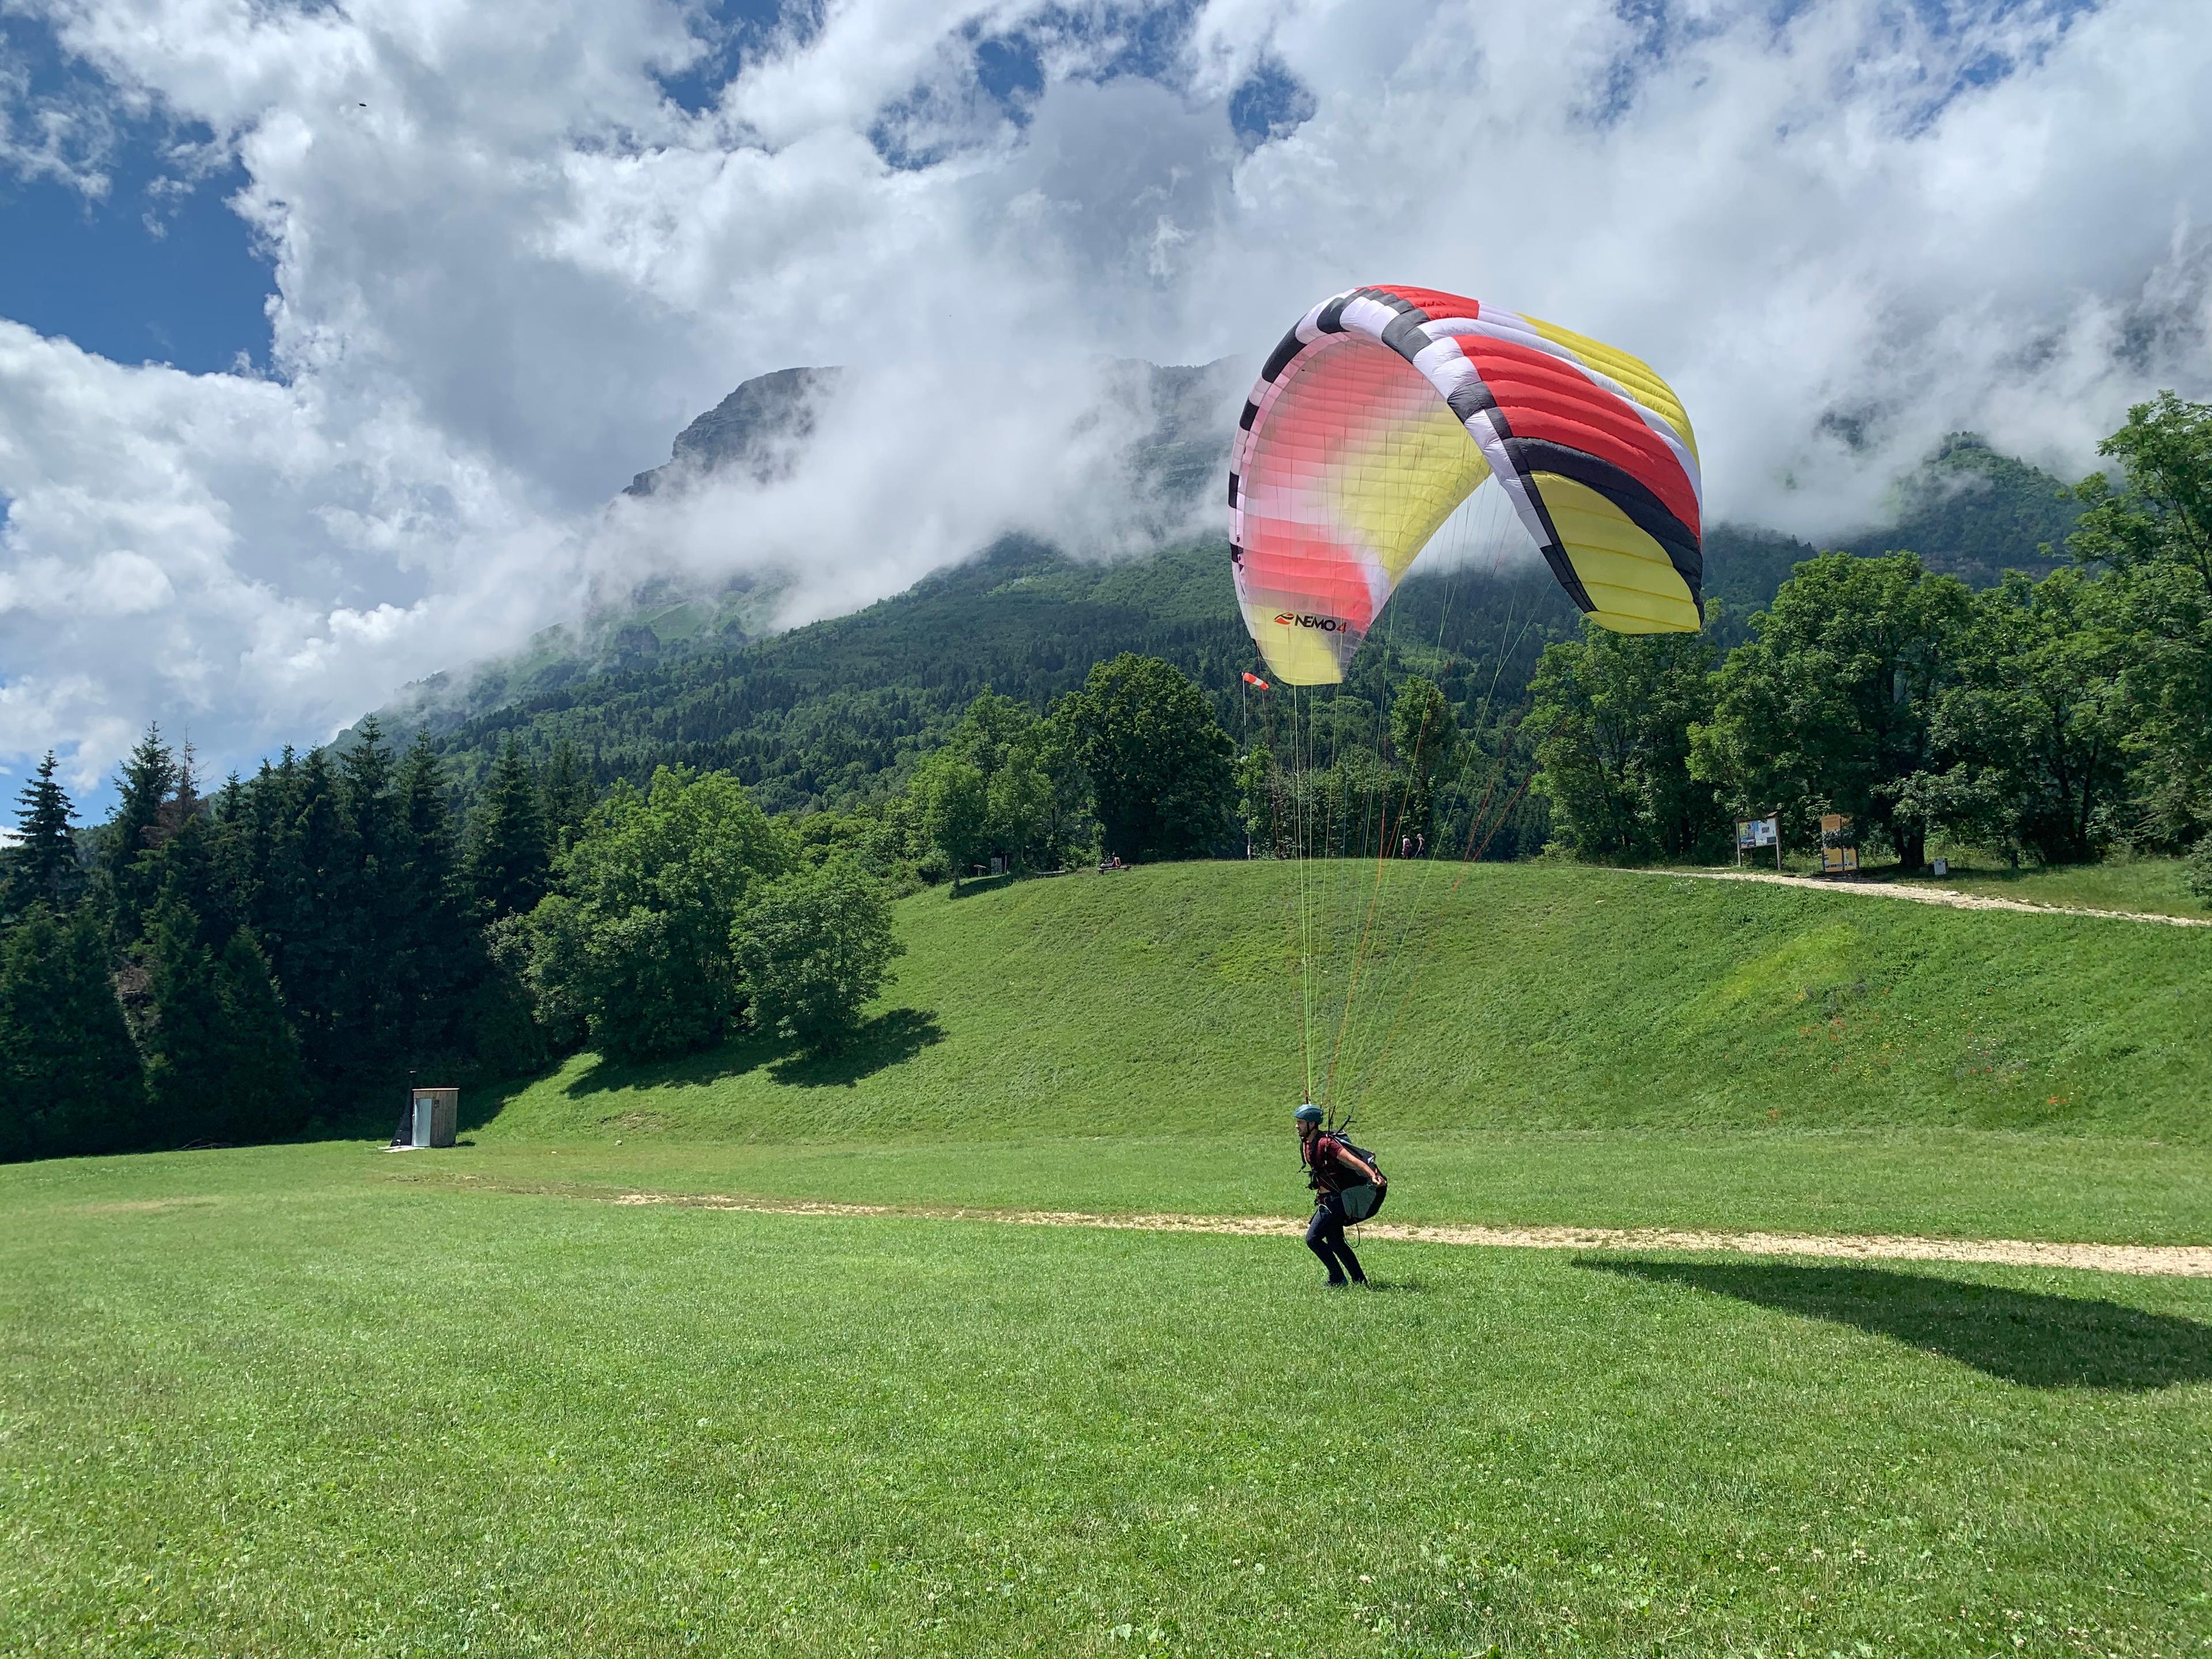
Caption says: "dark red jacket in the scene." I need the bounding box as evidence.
[1302,1131,1377,1194]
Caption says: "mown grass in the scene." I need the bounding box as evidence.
[480,861,2212,1146]
[4,1155,2210,1657]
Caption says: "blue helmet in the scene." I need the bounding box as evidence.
[1293,1103,1324,1127]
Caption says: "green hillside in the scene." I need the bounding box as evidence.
[12,861,2211,1654]
[403,490,2084,816]
[1842,433,2083,584]
[412,539,1586,810]
[482,861,2212,1149]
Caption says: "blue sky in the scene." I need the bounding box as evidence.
[1,16,273,372]
[0,0,2204,810]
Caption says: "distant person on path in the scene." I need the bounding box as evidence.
[1295,1103,1383,1287]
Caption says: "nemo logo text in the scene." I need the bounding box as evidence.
[1272,613,1348,632]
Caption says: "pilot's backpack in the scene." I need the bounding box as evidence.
[1327,1133,1388,1222]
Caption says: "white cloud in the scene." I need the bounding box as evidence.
[0,0,2207,795]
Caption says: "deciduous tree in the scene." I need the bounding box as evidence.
[1691,554,1969,868]
[1067,654,1234,862]
[1387,677,1462,849]
[1532,627,1721,861]
[525,767,789,1062]
[733,859,903,1053]
[1900,569,2131,864]
[2068,391,2212,843]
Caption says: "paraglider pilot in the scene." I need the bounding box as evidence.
[1296,1103,1382,1287]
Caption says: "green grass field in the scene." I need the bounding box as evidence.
[6,863,2211,1654]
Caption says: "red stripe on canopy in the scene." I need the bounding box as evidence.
[1454,336,1699,532]
[1372,285,1482,324]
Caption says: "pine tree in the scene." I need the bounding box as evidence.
[141,894,306,1149]
[107,725,176,943]
[340,718,409,1078]
[205,772,259,941]
[387,733,477,1062]
[210,929,306,1143]
[258,747,363,1096]
[5,751,82,915]
[468,736,550,920]
[540,738,597,855]
[0,905,145,1161]
[153,744,207,847]
[340,718,399,871]
[137,812,228,948]
[139,892,227,1147]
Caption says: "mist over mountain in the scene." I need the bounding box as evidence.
[366,363,2094,809]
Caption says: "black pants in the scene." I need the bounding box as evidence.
[1306,1198,1365,1285]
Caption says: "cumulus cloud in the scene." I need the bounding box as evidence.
[0,0,2207,793]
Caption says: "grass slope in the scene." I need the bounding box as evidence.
[3,1157,2208,1656]
[488,861,2212,1147]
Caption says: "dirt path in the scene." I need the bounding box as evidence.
[567,1187,2212,1278]
[1619,865,2212,927]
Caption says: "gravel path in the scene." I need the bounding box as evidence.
[584,1188,2212,1278]
[1619,865,2212,927]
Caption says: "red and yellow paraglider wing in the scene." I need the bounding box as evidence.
[1229,287,1705,683]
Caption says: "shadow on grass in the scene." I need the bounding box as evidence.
[457,1073,540,1134]
[558,1008,945,1097]
[946,872,1036,900]
[768,1008,945,1088]
[1582,1258,2212,1391]
[562,1036,777,1099]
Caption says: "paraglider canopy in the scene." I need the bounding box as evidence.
[1229,285,1705,685]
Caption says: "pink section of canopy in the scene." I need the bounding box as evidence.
[1236,334,1452,635]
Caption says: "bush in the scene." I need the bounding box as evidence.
[2187,835,2212,904]
[733,861,903,1054]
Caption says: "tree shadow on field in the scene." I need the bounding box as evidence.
[768,1008,945,1088]
[559,1009,945,1097]
[1582,1259,2212,1391]
[947,872,1020,900]
[562,1035,777,1098]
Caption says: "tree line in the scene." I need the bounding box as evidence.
[1529,393,2212,888]
[0,652,1259,1161]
